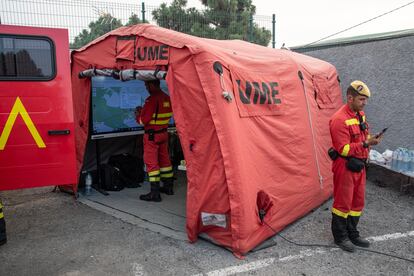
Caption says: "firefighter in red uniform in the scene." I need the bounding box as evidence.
[135,79,174,202]
[329,80,383,252]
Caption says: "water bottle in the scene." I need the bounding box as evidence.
[393,148,401,171]
[143,164,148,182]
[391,149,398,170]
[402,150,410,172]
[397,149,404,172]
[398,149,404,172]
[409,150,414,173]
[85,172,92,196]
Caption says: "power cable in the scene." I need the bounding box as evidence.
[304,1,414,47]
[262,220,414,264]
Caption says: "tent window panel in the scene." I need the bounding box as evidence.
[115,36,136,62]
[312,75,336,109]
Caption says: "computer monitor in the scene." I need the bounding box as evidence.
[90,77,173,139]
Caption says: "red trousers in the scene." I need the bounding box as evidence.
[332,158,366,217]
[143,132,172,182]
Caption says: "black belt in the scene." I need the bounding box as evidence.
[328,148,367,162]
[145,128,168,134]
[328,147,367,172]
[343,155,367,163]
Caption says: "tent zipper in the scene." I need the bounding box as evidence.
[298,71,324,189]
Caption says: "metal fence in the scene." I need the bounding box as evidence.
[0,0,275,49]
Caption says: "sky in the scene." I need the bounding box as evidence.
[154,0,414,48]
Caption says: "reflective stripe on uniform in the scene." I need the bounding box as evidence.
[148,170,160,176]
[341,144,350,157]
[149,119,170,125]
[152,112,172,119]
[332,207,348,218]
[0,202,3,219]
[149,176,160,182]
[161,172,173,178]
[160,166,173,178]
[160,166,172,172]
[148,170,160,182]
[349,210,362,217]
[345,118,359,126]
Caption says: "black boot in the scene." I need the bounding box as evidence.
[160,178,174,195]
[332,213,355,252]
[140,182,162,202]
[347,215,370,248]
[0,203,7,246]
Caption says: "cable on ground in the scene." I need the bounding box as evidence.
[263,220,414,264]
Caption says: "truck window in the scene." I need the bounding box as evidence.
[0,35,56,80]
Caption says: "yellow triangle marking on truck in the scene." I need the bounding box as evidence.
[0,97,46,150]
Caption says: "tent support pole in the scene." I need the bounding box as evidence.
[298,71,324,188]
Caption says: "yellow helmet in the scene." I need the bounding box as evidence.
[350,80,370,98]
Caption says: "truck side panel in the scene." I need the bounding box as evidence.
[0,25,77,190]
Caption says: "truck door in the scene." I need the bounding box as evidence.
[0,25,77,191]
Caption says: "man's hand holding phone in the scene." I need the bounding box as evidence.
[365,127,388,147]
[375,127,388,139]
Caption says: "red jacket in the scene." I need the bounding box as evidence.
[137,89,172,131]
[329,104,369,159]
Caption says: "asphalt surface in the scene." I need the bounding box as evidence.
[0,180,413,276]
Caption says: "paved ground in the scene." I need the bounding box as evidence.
[0,180,413,276]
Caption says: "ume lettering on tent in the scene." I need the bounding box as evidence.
[137,45,169,61]
[237,80,282,105]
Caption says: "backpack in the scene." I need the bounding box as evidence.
[108,154,144,188]
[99,164,124,191]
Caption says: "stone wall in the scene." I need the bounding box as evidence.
[295,35,414,153]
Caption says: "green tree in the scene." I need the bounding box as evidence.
[71,12,148,49]
[125,13,147,26]
[152,0,203,34]
[152,0,271,46]
[71,13,122,49]
[71,1,271,49]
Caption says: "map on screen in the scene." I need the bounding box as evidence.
[91,77,172,139]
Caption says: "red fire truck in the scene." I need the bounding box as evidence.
[0,25,77,191]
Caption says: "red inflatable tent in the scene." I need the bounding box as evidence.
[71,24,342,257]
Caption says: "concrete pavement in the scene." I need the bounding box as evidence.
[0,180,413,276]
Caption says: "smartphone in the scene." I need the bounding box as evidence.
[375,127,389,138]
